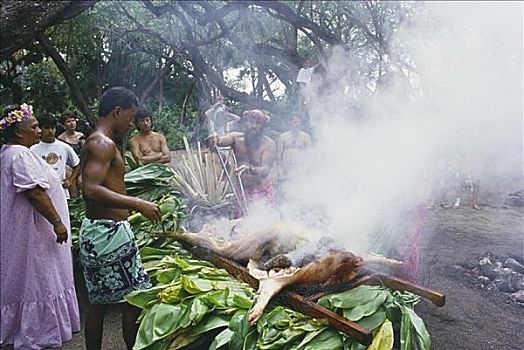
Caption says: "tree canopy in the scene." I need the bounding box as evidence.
[1,0,418,147]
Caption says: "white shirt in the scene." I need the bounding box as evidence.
[296,67,316,84]
[31,140,80,198]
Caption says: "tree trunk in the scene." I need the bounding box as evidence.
[36,33,95,125]
[1,0,97,60]
[180,80,195,127]
[140,56,176,103]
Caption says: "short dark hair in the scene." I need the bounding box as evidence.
[60,110,76,124]
[38,114,57,128]
[98,87,139,117]
[134,107,151,122]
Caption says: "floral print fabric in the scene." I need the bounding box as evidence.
[79,218,151,304]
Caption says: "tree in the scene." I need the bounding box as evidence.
[0,0,97,61]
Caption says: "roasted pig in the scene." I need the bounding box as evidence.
[247,251,363,324]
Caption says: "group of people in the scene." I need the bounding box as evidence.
[0,88,161,350]
[205,97,312,214]
[0,85,313,349]
[0,75,317,350]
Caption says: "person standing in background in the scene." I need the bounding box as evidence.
[209,109,276,216]
[58,111,85,197]
[204,95,241,136]
[277,115,312,186]
[31,114,80,199]
[129,108,171,164]
[58,110,85,155]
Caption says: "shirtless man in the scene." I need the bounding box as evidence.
[209,109,276,214]
[277,115,312,183]
[80,87,162,350]
[129,108,171,164]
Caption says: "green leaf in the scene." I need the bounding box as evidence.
[203,288,230,309]
[156,267,181,284]
[229,309,250,337]
[265,306,290,327]
[125,284,166,309]
[243,329,258,350]
[399,306,412,350]
[405,307,431,350]
[231,293,253,309]
[356,309,387,331]
[210,328,235,350]
[188,296,210,325]
[343,291,388,321]
[181,275,214,294]
[191,315,229,336]
[300,329,343,350]
[134,303,185,350]
[319,286,383,309]
[367,319,393,350]
[295,327,327,349]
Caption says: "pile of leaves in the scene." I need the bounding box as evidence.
[124,162,179,202]
[126,245,431,350]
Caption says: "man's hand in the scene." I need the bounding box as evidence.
[235,164,250,176]
[207,133,219,150]
[137,199,162,223]
[54,222,68,244]
[62,179,72,188]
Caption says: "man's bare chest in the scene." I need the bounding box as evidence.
[284,136,307,149]
[138,137,162,152]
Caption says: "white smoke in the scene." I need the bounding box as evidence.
[269,2,523,255]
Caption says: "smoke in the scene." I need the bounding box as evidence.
[268,2,523,256]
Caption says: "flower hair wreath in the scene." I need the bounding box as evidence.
[0,103,34,130]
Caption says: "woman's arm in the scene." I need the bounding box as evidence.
[23,187,68,243]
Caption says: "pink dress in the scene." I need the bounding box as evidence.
[0,145,80,349]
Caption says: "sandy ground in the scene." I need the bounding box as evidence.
[15,180,522,350]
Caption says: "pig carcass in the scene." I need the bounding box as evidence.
[173,220,400,324]
[247,250,363,324]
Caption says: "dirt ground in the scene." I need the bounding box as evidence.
[417,204,524,350]
[33,180,523,350]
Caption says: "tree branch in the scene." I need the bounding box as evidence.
[36,33,95,125]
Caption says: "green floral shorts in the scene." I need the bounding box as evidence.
[79,218,151,304]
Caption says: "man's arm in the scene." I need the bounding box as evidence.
[228,111,241,122]
[303,133,312,148]
[158,134,171,164]
[204,100,222,119]
[208,132,238,150]
[251,139,276,178]
[129,136,161,164]
[63,144,80,188]
[63,165,80,189]
[276,134,285,165]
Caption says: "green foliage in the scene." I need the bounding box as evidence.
[148,105,197,150]
[22,59,69,114]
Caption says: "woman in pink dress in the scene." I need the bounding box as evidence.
[0,104,80,349]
